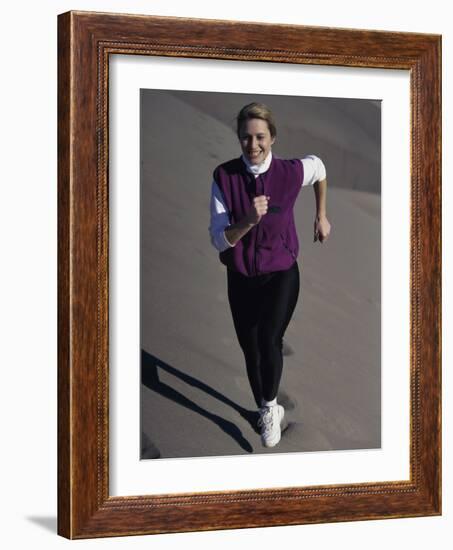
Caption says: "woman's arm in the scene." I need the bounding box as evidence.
[313,178,331,243]
[209,181,269,250]
[209,181,234,252]
[224,195,269,246]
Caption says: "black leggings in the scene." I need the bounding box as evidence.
[227,262,300,408]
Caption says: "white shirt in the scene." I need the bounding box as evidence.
[209,152,326,252]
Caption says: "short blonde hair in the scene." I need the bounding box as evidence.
[236,102,277,138]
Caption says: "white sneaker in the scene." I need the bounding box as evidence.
[257,405,285,448]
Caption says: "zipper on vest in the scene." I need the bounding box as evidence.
[254,174,265,276]
[254,222,259,276]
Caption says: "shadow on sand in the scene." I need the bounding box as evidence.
[141,350,258,455]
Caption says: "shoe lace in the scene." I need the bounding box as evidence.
[257,408,274,430]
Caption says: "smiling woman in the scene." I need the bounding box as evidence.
[238,105,276,165]
[209,101,331,448]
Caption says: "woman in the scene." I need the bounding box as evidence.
[209,102,331,448]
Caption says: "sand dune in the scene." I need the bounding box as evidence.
[140,90,380,458]
[169,89,381,193]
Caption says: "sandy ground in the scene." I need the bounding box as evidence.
[140,91,381,459]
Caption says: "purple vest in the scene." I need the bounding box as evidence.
[214,156,303,277]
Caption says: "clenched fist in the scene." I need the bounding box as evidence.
[246,195,270,226]
[314,214,331,243]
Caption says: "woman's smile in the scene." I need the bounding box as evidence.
[248,150,263,160]
[239,118,275,165]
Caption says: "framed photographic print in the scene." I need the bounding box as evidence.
[58,11,441,538]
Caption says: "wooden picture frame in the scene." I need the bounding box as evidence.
[57,10,441,539]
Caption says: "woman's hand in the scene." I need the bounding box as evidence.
[245,195,270,226]
[314,214,331,243]
[224,195,270,246]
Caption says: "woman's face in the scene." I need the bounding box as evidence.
[238,118,275,165]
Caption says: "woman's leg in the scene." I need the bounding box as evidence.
[227,269,263,408]
[258,262,300,402]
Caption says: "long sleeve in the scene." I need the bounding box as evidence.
[301,155,326,186]
[209,180,236,252]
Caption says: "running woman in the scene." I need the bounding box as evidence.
[209,102,331,448]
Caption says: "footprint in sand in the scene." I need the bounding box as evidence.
[141,432,161,459]
[282,340,295,356]
[277,390,297,411]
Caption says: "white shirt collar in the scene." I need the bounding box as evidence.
[241,151,273,175]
